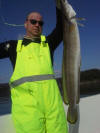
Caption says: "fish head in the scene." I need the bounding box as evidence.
[60,0,76,21]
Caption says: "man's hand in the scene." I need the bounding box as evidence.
[64,1,76,19]
[55,0,61,9]
[56,0,76,19]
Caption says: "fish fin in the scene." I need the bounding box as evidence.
[67,105,78,124]
[71,17,86,27]
[77,22,85,27]
[76,17,86,21]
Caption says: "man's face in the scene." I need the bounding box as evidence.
[24,12,43,38]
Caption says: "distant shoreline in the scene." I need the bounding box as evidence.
[0,68,100,97]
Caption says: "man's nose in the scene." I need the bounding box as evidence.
[35,22,39,26]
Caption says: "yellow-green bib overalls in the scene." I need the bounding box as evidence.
[9,36,68,133]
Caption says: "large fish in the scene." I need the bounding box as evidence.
[60,0,80,124]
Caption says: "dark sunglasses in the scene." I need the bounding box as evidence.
[27,19,44,26]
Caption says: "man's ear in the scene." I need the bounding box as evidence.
[24,23,27,28]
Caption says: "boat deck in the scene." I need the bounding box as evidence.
[0,94,100,133]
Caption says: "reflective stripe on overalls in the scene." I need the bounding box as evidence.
[10,74,56,87]
[9,35,68,133]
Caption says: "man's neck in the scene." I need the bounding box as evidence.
[24,35,41,41]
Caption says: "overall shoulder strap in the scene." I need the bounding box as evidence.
[41,35,46,42]
[41,35,47,47]
[16,40,23,52]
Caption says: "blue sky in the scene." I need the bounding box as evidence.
[0,0,100,83]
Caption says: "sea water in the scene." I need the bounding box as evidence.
[0,97,11,115]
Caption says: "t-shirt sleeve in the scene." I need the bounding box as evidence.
[46,8,63,52]
[0,40,17,59]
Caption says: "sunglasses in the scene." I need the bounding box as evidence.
[27,19,44,26]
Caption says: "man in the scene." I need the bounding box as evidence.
[0,4,68,133]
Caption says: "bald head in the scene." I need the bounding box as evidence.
[26,12,43,21]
